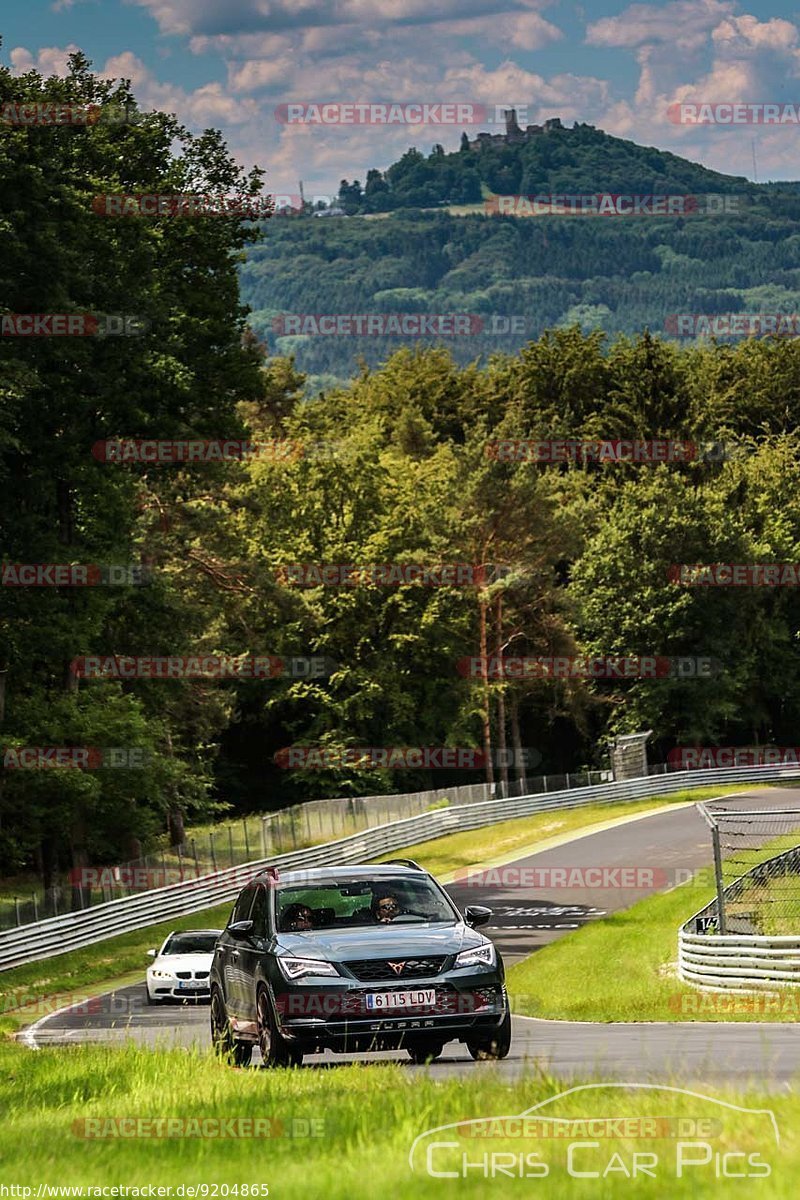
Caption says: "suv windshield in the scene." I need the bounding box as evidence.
[275,877,457,932]
[162,933,219,955]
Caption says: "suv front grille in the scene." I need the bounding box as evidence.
[344,956,447,981]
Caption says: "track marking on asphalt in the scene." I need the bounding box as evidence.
[19,994,100,1051]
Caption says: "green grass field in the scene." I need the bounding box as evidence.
[0,1039,794,1197]
[507,878,800,1023]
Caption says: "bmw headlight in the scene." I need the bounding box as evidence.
[149,969,173,979]
[277,957,339,981]
[455,942,496,969]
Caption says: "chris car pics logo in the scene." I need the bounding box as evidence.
[408,1084,778,1180]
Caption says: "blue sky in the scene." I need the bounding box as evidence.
[3,1,800,194]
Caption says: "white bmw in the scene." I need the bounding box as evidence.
[146,929,222,1004]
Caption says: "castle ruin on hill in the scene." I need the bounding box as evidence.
[467,109,563,150]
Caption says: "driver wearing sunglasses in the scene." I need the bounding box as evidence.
[371,892,403,923]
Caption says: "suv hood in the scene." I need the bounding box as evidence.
[275,922,486,961]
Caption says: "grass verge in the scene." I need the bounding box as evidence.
[0,1039,794,1197]
[507,878,800,1024]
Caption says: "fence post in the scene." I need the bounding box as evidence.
[260,817,267,859]
[543,775,548,793]
[243,820,251,860]
[32,893,39,922]
[711,821,727,934]
[209,832,217,872]
[13,898,20,927]
[192,838,199,878]
[228,825,235,868]
[177,842,184,880]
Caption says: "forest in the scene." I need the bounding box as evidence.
[4,55,800,882]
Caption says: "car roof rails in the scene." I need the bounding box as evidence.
[383,858,425,871]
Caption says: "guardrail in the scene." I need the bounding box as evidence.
[3,762,799,972]
[679,838,800,990]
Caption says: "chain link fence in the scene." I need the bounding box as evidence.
[694,803,800,935]
[0,769,612,930]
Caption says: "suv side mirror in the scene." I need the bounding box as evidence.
[228,920,254,940]
[464,905,492,928]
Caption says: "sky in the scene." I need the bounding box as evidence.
[3,1,800,196]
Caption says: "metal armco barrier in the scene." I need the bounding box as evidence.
[3,763,799,971]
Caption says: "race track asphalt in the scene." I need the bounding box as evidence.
[21,786,800,1089]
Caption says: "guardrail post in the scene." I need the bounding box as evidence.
[710,821,727,934]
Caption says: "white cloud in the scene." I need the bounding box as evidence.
[99,51,260,124]
[587,0,733,52]
[9,43,83,76]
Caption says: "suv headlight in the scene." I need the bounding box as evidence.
[455,942,496,969]
[277,957,339,981]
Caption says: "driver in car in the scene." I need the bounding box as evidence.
[371,891,403,923]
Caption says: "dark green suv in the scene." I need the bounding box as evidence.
[210,861,510,1067]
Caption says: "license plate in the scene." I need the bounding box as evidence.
[365,989,436,1010]
[177,980,204,990]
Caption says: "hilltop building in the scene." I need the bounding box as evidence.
[468,109,563,151]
